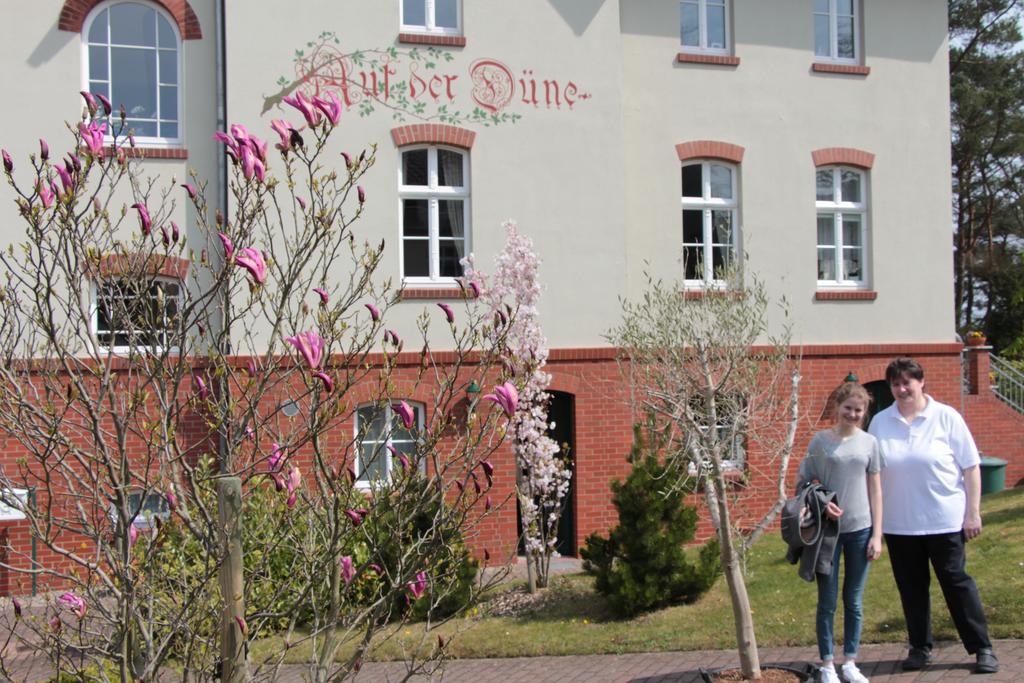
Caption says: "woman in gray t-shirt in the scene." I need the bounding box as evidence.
[797,382,884,683]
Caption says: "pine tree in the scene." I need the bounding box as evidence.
[581,425,719,617]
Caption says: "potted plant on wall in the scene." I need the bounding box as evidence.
[965,330,988,347]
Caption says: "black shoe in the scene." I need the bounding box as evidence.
[902,647,933,671]
[975,648,999,674]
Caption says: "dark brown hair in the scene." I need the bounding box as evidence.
[885,357,925,384]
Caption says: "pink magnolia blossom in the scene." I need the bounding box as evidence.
[235,247,267,284]
[468,280,481,298]
[218,232,234,259]
[437,302,455,324]
[268,443,284,471]
[270,119,293,152]
[2,150,12,174]
[482,381,518,417]
[344,508,366,527]
[165,491,178,512]
[384,329,401,346]
[313,287,329,306]
[297,196,306,210]
[181,183,197,200]
[407,571,428,600]
[364,303,381,322]
[312,92,343,125]
[96,93,112,115]
[58,592,87,619]
[341,151,352,169]
[193,374,210,401]
[170,221,180,243]
[357,186,366,204]
[128,523,139,547]
[313,371,334,393]
[485,495,492,511]
[131,203,152,236]
[235,615,248,635]
[12,597,22,619]
[393,400,415,430]
[78,121,106,157]
[284,330,325,369]
[37,180,54,209]
[39,138,50,161]
[340,555,355,584]
[287,466,302,493]
[80,91,97,115]
[55,166,74,196]
[282,91,322,127]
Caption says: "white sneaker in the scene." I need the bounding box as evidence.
[841,661,869,683]
[819,664,841,683]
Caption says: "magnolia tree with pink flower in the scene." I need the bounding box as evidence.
[462,221,571,592]
[0,91,516,682]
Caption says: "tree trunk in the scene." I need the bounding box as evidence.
[714,472,761,680]
[217,477,249,683]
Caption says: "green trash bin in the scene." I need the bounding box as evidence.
[979,456,1008,495]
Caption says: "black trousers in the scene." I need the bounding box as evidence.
[885,532,991,654]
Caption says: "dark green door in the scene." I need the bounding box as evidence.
[863,380,893,430]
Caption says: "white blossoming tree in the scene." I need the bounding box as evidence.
[462,222,571,592]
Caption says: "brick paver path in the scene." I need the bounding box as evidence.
[5,637,1021,681]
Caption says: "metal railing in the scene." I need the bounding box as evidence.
[990,354,1024,414]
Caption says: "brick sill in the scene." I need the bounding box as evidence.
[815,290,877,301]
[679,289,739,300]
[102,146,189,160]
[399,286,477,301]
[676,52,740,66]
[811,62,870,76]
[398,33,467,48]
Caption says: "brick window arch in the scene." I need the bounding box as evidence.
[811,147,875,169]
[390,124,476,150]
[59,0,202,40]
[675,140,744,164]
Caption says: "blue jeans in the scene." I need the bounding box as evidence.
[816,527,871,660]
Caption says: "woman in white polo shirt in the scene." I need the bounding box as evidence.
[868,357,997,675]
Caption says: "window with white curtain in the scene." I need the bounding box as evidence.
[401,0,461,35]
[681,160,738,285]
[400,146,469,283]
[816,166,868,287]
[814,0,859,63]
[355,402,423,484]
[679,0,730,54]
[83,1,181,144]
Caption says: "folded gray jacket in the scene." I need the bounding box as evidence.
[781,482,840,582]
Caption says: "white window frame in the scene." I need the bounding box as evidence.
[82,0,183,147]
[679,0,731,55]
[816,166,869,289]
[400,0,463,36]
[681,160,739,287]
[355,402,425,487]
[399,145,471,285]
[814,0,859,64]
[108,490,171,531]
[91,276,182,354]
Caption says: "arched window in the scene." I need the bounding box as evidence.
[83,1,181,144]
[681,160,738,285]
[399,146,470,283]
[816,166,868,287]
[355,401,424,484]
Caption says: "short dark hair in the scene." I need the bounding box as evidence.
[885,357,925,383]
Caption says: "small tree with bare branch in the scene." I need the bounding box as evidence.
[607,267,801,680]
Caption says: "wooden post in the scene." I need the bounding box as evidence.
[217,477,249,682]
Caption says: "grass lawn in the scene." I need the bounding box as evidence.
[255,486,1024,663]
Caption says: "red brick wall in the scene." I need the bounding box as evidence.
[3,344,1021,596]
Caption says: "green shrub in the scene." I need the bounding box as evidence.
[581,426,719,617]
[365,474,479,621]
